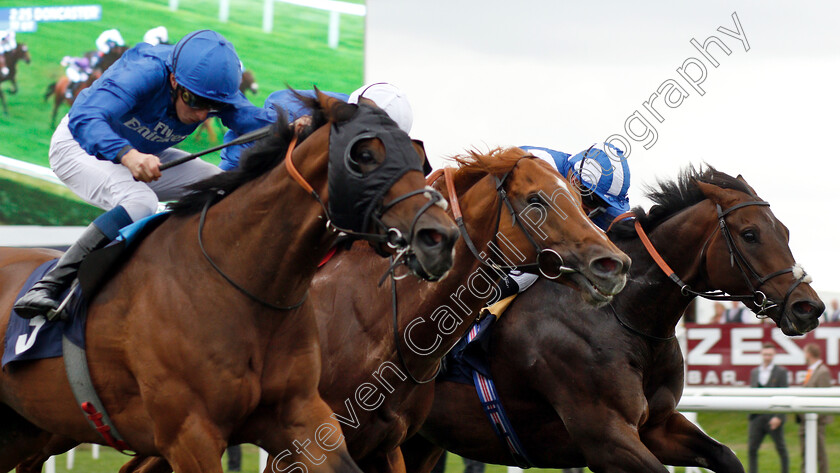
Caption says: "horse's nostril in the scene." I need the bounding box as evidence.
[417,228,443,248]
[591,256,622,276]
[793,300,820,317]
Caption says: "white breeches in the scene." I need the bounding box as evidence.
[50,115,223,222]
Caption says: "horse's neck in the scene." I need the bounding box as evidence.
[615,201,718,336]
[199,149,332,301]
[397,177,507,359]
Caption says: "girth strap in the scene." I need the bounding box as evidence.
[63,334,134,454]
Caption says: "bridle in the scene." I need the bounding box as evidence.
[625,199,811,317]
[285,132,446,258]
[390,158,578,384]
[443,161,578,279]
[197,126,444,310]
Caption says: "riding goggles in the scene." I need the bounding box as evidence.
[178,86,224,112]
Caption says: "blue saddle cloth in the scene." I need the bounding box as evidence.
[439,313,498,385]
[2,260,87,367]
[2,212,170,368]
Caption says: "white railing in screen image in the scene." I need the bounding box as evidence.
[262,0,365,48]
[166,0,365,49]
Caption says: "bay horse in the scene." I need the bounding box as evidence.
[106,147,632,473]
[0,42,31,114]
[45,72,100,128]
[46,46,127,127]
[0,92,459,473]
[401,166,824,473]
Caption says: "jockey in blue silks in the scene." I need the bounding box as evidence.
[500,142,631,296]
[14,30,276,319]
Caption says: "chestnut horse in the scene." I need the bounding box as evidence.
[402,166,824,473]
[0,93,458,473]
[109,147,631,473]
[44,73,100,128]
[0,42,31,114]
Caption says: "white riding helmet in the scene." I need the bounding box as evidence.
[348,82,413,134]
[143,26,169,46]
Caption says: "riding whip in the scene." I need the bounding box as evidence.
[160,124,272,171]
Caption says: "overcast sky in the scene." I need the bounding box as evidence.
[365,0,840,297]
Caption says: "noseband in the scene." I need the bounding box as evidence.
[630,200,811,317]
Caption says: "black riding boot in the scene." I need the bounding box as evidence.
[13,223,110,319]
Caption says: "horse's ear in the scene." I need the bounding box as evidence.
[411,139,434,176]
[696,181,738,207]
[315,89,356,123]
[735,174,760,196]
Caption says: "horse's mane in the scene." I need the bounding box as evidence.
[610,164,756,239]
[448,147,549,190]
[169,90,355,215]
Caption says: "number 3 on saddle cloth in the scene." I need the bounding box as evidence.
[2,212,170,367]
[438,295,536,468]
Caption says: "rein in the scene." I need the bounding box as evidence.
[628,200,809,317]
[389,258,443,384]
[198,193,309,311]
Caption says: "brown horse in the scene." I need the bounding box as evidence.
[45,46,127,127]
[0,42,31,114]
[402,166,824,473]
[0,92,458,473]
[44,73,100,128]
[47,147,632,473]
[308,149,630,473]
[241,70,258,95]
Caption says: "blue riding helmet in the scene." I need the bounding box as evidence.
[167,30,241,105]
[567,143,631,229]
[521,143,630,230]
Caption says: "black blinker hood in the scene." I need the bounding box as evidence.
[327,104,424,233]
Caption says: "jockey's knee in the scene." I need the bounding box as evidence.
[119,192,160,222]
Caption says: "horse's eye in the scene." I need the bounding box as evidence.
[356,150,376,166]
[741,229,758,243]
[346,139,382,175]
[527,194,544,205]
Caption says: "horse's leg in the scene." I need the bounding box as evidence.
[0,87,8,115]
[357,448,407,473]
[0,404,52,472]
[9,78,18,94]
[399,435,446,473]
[50,95,63,129]
[562,407,671,473]
[15,435,79,473]
[640,412,744,473]
[119,456,172,473]
[147,411,226,473]
[254,397,361,473]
